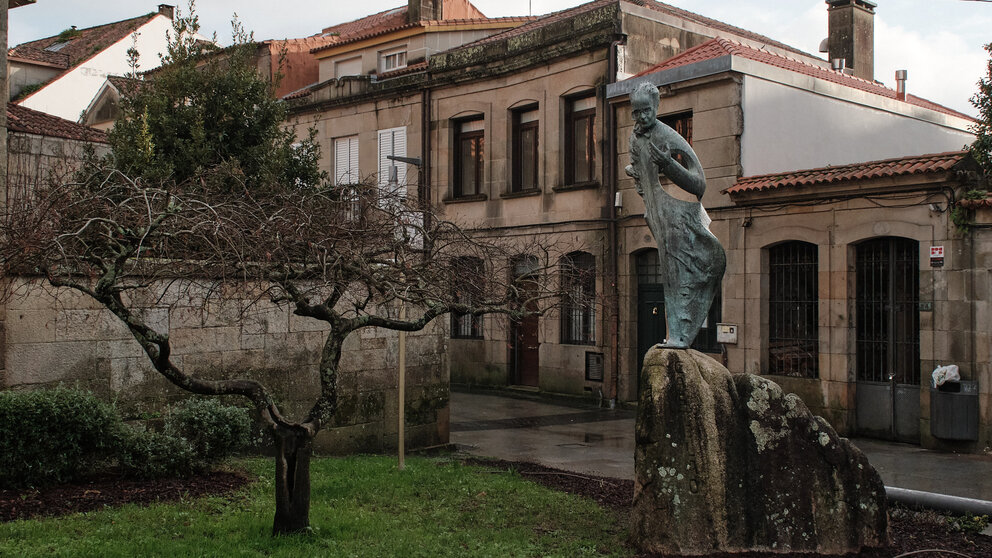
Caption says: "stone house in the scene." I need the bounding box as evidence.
[605,33,981,450]
[80,37,339,130]
[287,0,992,451]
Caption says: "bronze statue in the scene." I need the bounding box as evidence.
[625,81,725,349]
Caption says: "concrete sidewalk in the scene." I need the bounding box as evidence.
[450,389,992,502]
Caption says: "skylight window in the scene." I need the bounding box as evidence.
[44,41,71,52]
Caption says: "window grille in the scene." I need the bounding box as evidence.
[768,241,819,378]
[561,252,596,345]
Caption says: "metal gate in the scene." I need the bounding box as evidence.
[855,237,921,442]
[636,250,666,391]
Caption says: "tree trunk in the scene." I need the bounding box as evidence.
[272,425,314,535]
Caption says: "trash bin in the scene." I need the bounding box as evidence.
[930,380,979,441]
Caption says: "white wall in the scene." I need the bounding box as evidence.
[19,15,187,122]
[741,76,975,177]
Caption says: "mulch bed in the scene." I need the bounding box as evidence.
[0,470,251,523]
[467,457,992,558]
[3,459,991,557]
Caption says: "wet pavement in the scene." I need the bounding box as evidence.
[450,389,992,501]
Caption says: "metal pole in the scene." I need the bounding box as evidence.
[398,293,406,470]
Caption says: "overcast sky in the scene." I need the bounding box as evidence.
[8,1,991,117]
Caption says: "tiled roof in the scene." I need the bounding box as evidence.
[457,0,813,58]
[9,12,157,72]
[6,102,108,143]
[958,192,992,209]
[378,60,429,79]
[636,38,973,120]
[312,8,533,54]
[724,151,968,195]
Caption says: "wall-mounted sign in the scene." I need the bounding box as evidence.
[716,323,738,344]
[930,246,944,268]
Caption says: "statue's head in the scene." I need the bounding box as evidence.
[631,82,659,132]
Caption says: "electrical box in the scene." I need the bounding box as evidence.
[716,323,738,344]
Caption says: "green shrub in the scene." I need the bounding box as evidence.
[116,427,195,479]
[164,398,251,462]
[0,388,121,488]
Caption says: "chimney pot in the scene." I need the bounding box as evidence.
[895,69,908,100]
[831,58,846,72]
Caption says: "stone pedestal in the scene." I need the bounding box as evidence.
[632,348,888,555]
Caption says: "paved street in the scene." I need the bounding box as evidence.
[451,389,992,501]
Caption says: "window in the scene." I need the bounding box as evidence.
[511,106,539,192]
[560,252,596,345]
[335,56,362,78]
[377,127,407,202]
[768,241,819,378]
[334,135,359,185]
[660,111,692,143]
[453,118,484,198]
[335,135,361,221]
[451,257,484,339]
[661,111,692,167]
[564,94,596,185]
[379,46,407,73]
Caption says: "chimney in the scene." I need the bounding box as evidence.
[408,0,442,23]
[895,69,908,101]
[158,4,175,20]
[826,0,875,81]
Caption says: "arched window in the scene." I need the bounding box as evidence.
[768,241,819,378]
[560,252,596,345]
[450,257,484,339]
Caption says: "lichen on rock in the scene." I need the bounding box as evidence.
[633,348,889,556]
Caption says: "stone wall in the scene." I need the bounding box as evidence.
[1,279,450,455]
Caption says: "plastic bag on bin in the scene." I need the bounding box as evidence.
[931,364,960,388]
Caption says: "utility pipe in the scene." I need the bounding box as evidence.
[885,486,992,516]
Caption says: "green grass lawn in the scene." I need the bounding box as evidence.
[0,456,631,557]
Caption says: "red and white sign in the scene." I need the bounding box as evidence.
[930,246,944,267]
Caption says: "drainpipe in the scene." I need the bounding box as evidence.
[606,38,624,408]
[421,86,432,243]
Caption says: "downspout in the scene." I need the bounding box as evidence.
[421,86,432,243]
[606,38,624,408]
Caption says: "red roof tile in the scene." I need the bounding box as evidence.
[457,0,813,58]
[9,12,158,72]
[6,102,108,143]
[636,38,973,120]
[958,192,992,209]
[724,151,968,195]
[311,8,532,55]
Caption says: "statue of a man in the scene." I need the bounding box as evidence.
[625,81,725,349]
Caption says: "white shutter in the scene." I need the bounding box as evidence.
[377,127,407,199]
[334,135,358,185]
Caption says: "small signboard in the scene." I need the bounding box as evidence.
[930,246,944,268]
[716,323,738,345]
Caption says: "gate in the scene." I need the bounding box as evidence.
[855,237,920,442]
[636,250,667,389]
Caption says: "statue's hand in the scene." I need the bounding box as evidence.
[649,141,674,169]
[624,164,639,180]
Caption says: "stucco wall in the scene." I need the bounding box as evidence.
[741,76,975,176]
[1,279,450,454]
[19,15,180,121]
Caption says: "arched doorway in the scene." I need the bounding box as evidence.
[854,237,921,442]
[510,255,540,387]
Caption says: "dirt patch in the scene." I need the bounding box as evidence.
[467,457,992,558]
[0,471,251,523]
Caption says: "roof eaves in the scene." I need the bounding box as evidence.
[607,54,733,99]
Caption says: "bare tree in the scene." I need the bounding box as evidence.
[0,166,567,534]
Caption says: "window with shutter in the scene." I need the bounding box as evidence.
[334,135,359,185]
[377,127,407,201]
